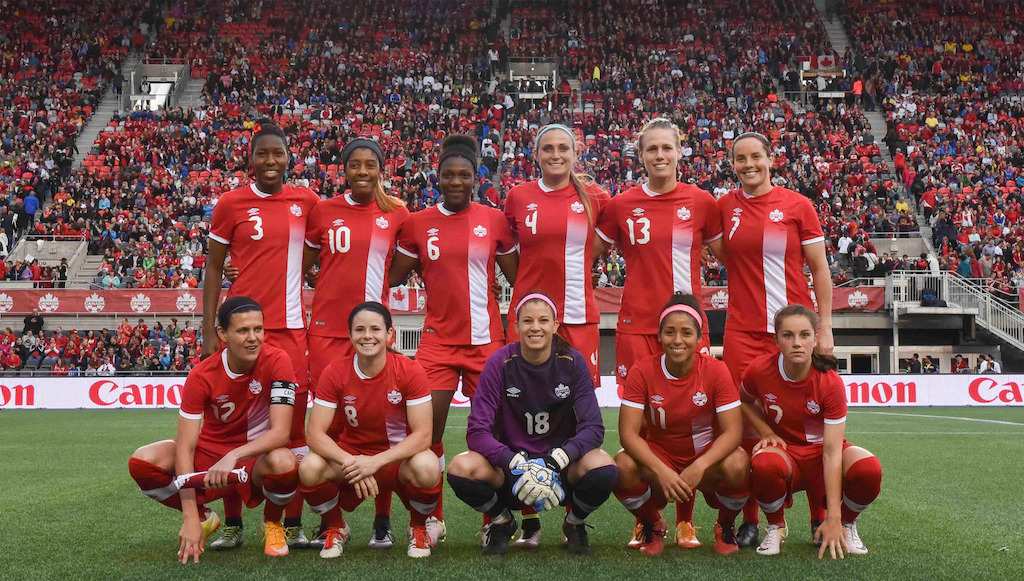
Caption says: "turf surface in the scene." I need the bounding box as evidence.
[2,407,1022,580]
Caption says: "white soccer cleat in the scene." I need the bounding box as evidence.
[756,524,788,556]
[426,517,446,545]
[843,522,868,555]
[513,525,541,548]
[318,527,349,559]
[407,525,434,558]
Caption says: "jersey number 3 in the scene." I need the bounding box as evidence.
[249,216,264,240]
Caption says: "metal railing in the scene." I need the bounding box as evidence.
[887,271,1024,351]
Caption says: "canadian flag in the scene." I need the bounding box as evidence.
[810,54,838,70]
[390,287,409,312]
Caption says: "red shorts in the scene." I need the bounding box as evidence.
[615,330,711,387]
[507,321,601,386]
[193,444,263,508]
[264,328,310,393]
[415,337,503,397]
[758,443,854,510]
[723,329,776,385]
[331,442,412,512]
[647,440,705,474]
[308,335,355,392]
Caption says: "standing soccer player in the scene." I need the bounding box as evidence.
[303,138,410,549]
[717,131,835,546]
[202,122,319,549]
[128,297,300,561]
[741,305,881,558]
[502,124,609,544]
[447,292,618,556]
[300,302,442,559]
[614,294,749,556]
[594,119,725,546]
[389,135,518,544]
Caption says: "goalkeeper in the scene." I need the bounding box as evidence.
[447,292,618,556]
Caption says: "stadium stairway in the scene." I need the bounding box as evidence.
[179,75,206,110]
[72,54,140,169]
[68,255,106,289]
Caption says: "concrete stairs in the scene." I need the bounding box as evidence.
[179,76,206,110]
[68,255,106,289]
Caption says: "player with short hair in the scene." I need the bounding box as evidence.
[447,292,618,556]
[128,297,300,562]
[614,294,749,556]
[202,121,319,548]
[502,124,609,543]
[717,131,835,546]
[300,302,442,559]
[594,118,725,547]
[303,137,410,549]
[741,305,882,558]
[388,135,519,545]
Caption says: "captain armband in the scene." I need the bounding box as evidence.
[270,381,297,406]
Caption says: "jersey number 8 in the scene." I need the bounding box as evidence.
[344,405,359,427]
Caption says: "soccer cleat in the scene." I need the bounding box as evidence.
[368,515,394,550]
[713,523,740,555]
[318,527,349,559]
[210,525,244,551]
[737,521,760,549]
[638,516,668,555]
[285,526,310,549]
[407,525,434,558]
[811,520,824,547]
[480,524,491,548]
[675,521,701,549]
[262,521,289,557]
[756,523,788,556]
[426,517,447,545]
[843,522,868,555]
[562,521,593,556]
[627,519,644,549]
[513,515,541,548]
[200,509,221,544]
[310,520,350,550]
[482,514,518,556]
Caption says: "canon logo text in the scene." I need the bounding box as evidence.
[846,381,918,404]
[0,384,35,407]
[89,380,184,407]
[968,378,1024,404]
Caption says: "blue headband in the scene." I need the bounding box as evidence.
[535,124,575,147]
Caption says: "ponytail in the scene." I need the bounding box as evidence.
[373,180,405,213]
[568,170,595,227]
[551,332,572,357]
[811,349,839,372]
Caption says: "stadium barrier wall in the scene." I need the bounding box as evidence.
[1,374,1021,409]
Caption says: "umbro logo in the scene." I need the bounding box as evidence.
[506,386,521,398]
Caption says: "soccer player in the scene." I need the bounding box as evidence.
[717,131,835,545]
[202,122,319,548]
[447,292,618,556]
[614,294,749,556]
[128,297,300,561]
[594,119,725,546]
[740,305,882,558]
[303,137,410,549]
[299,302,442,559]
[389,135,519,544]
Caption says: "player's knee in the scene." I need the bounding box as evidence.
[750,450,787,480]
[580,447,615,471]
[845,455,882,488]
[298,454,327,486]
[406,450,442,487]
[447,451,484,479]
[266,447,297,474]
[130,440,171,467]
[720,448,750,484]
[614,449,639,482]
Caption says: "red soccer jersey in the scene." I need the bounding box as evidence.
[739,353,848,461]
[504,180,610,325]
[178,344,298,455]
[313,352,432,454]
[397,203,515,345]
[305,194,410,338]
[717,187,824,333]
[621,353,740,463]
[209,183,319,330]
[596,183,723,334]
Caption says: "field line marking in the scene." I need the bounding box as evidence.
[849,411,1024,426]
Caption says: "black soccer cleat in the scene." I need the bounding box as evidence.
[482,514,518,556]
[562,521,593,556]
[737,521,760,549]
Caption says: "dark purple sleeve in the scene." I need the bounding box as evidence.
[560,352,605,461]
[466,352,517,468]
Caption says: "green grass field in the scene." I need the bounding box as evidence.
[2,407,1023,580]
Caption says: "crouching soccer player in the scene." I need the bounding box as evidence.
[298,302,442,559]
[128,297,300,562]
[447,292,618,556]
[613,294,750,555]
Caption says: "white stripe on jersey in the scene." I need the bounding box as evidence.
[467,240,492,345]
[365,233,389,303]
[691,414,714,455]
[762,227,788,334]
[672,220,694,294]
[385,413,407,449]
[286,221,305,328]
[563,218,588,324]
[247,403,271,442]
[805,418,824,444]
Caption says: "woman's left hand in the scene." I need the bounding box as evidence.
[814,516,848,560]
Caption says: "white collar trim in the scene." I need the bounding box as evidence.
[661,354,680,380]
[778,353,796,383]
[437,203,456,216]
[250,183,272,198]
[222,349,243,379]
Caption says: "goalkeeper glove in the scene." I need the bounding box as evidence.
[512,458,558,510]
[543,447,570,471]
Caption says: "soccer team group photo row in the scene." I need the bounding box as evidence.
[128,121,881,562]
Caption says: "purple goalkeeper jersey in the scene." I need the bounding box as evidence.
[466,342,605,469]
